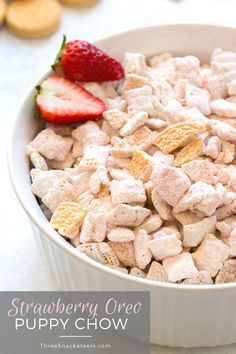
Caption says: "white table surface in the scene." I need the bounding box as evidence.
[1,0,236,352]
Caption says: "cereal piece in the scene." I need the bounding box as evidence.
[153,225,181,240]
[30,128,73,161]
[69,170,93,196]
[125,85,156,116]
[152,165,191,206]
[72,121,110,147]
[148,234,182,261]
[103,109,129,130]
[47,152,76,170]
[216,216,236,238]
[173,210,202,226]
[90,195,113,214]
[47,124,72,137]
[50,201,86,238]
[134,230,152,269]
[111,126,155,158]
[174,79,187,104]
[124,52,146,75]
[107,97,127,111]
[146,261,168,282]
[149,52,172,68]
[224,191,236,206]
[185,84,211,115]
[173,55,200,73]
[26,145,48,171]
[82,82,117,101]
[212,62,236,73]
[101,121,120,139]
[207,74,228,99]
[146,118,167,130]
[179,107,209,125]
[148,65,176,86]
[212,49,236,62]
[181,159,218,185]
[120,112,148,137]
[80,212,107,243]
[152,150,174,166]
[42,179,78,212]
[108,168,132,181]
[89,166,109,194]
[215,140,235,164]
[215,259,236,283]
[163,252,198,282]
[6,0,61,38]
[227,79,236,96]
[31,170,69,199]
[174,139,204,167]
[108,241,137,267]
[129,267,146,278]
[76,190,95,210]
[192,234,229,277]
[154,121,206,154]
[77,242,119,267]
[122,74,150,92]
[183,215,216,247]
[217,167,231,185]
[151,190,173,221]
[110,179,146,205]
[205,136,221,159]
[128,150,153,183]
[107,227,135,242]
[135,214,163,233]
[160,81,175,106]
[174,181,224,216]
[209,120,236,142]
[108,204,150,227]
[72,141,83,158]
[110,157,132,169]
[164,99,184,125]
[216,201,236,220]
[210,99,236,118]
[182,271,213,285]
[79,145,110,169]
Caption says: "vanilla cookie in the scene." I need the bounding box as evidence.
[6,0,61,38]
[0,0,6,27]
[60,0,100,6]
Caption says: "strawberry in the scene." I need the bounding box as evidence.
[52,36,124,82]
[35,76,106,125]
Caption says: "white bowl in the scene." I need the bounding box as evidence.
[8,24,236,348]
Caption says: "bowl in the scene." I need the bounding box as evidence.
[8,24,236,348]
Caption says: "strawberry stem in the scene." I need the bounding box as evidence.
[52,35,67,72]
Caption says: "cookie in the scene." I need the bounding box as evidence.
[0,0,6,27]
[60,0,100,6]
[6,0,62,38]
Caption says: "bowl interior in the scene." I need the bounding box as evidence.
[8,24,236,290]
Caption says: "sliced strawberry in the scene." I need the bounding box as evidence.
[52,36,124,83]
[35,76,106,125]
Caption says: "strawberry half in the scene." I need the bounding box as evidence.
[52,36,124,82]
[35,76,106,125]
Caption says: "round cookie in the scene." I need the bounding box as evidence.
[60,0,100,7]
[6,0,62,38]
[0,0,6,27]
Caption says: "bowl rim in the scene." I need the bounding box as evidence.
[8,23,236,292]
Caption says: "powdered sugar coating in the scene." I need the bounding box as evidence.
[28,47,236,285]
